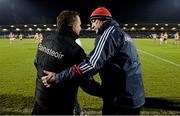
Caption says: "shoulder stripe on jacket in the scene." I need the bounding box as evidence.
[90,26,114,67]
[80,26,114,73]
[81,64,91,72]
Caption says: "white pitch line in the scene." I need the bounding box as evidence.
[138,49,180,68]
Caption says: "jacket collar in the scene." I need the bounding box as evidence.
[58,26,79,41]
[98,19,119,35]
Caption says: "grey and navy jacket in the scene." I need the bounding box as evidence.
[34,27,101,114]
[55,20,145,109]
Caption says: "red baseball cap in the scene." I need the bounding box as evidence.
[90,7,112,21]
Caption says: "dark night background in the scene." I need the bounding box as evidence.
[0,0,180,25]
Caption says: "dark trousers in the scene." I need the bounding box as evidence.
[32,101,73,115]
[32,102,48,115]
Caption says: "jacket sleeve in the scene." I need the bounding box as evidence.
[79,76,102,97]
[53,67,102,97]
[54,26,121,80]
[79,26,119,77]
[53,67,76,83]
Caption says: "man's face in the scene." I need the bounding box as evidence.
[72,15,81,36]
[91,19,103,34]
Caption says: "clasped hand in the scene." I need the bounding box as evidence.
[42,70,55,88]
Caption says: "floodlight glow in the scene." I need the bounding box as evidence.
[155,24,159,26]
[160,27,164,30]
[123,27,127,30]
[2,28,8,31]
[151,27,155,30]
[43,25,47,27]
[87,27,91,30]
[171,27,176,30]
[46,28,51,31]
[24,25,28,27]
[141,27,146,31]
[11,25,14,28]
[53,24,56,27]
[125,24,128,26]
[37,28,42,31]
[28,28,33,31]
[130,27,135,31]
[16,28,20,31]
[165,24,168,26]
[134,24,138,26]
[178,24,180,26]
[34,25,37,27]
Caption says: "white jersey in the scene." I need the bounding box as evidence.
[75,38,82,47]
[174,33,179,40]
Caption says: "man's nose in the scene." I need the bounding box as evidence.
[91,25,95,30]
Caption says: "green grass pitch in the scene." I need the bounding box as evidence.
[0,38,180,114]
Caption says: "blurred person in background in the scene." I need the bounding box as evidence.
[174,32,179,46]
[160,33,164,45]
[34,33,39,43]
[163,32,168,44]
[42,7,145,115]
[19,33,23,40]
[9,32,15,45]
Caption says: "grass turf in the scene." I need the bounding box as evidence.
[0,38,180,114]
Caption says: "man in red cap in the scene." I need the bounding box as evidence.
[42,7,145,115]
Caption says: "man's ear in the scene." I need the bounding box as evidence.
[72,24,76,32]
[96,20,103,27]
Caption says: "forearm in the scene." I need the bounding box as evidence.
[54,67,75,83]
[80,77,102,97]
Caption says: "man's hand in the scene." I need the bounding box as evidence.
[42,70,55,88]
